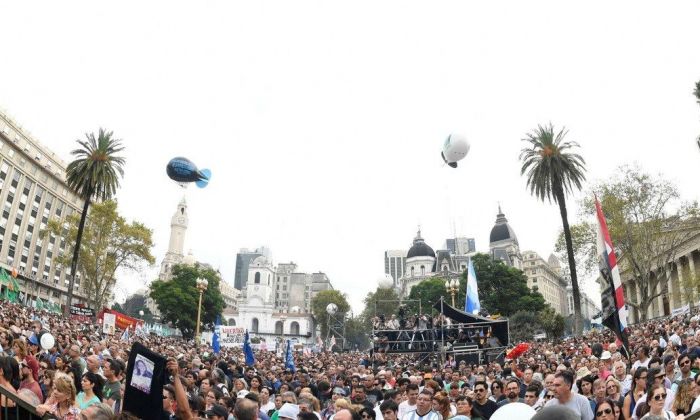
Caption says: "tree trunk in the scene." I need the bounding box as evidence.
[555,185,583,335]
[64,196,91,317]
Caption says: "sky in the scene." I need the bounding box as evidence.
[1,1,699,312]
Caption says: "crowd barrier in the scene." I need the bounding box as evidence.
[0,386,55,420]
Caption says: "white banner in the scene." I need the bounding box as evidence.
[219,326,245,347]
[103,313,116,335]
[672,305,690,316]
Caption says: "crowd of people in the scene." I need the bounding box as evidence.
[2,299,700,420]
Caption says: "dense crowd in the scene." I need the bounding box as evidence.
[2,299,700,420]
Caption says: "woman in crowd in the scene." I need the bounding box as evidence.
[249,375,264,394]
[359,407,376,420]
[260,386,276,414]
[640,383,675,419]
[606,377,624,406]
[204,388,223,412]
[671,378,695,416]
[623,367,648,420]
[76,372,103,410]
[0,356,18,415]
[36,375,81,419]
[42,369,56,401]
[578,374,595,400]
[432,391,452,420]
[594,399,620,420]
[233,377,248,394]
[488,380,503,403]
[592,378,608,411]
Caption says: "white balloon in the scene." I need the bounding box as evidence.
[40,333,55,350]
[378,274,394,289]
[326,303,338,315]
[489,402,535,420]
[441,133,471,168]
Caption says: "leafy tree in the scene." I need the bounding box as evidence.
[538,307,566,339]
[554,222,597,285]
[509,311,540,343]
[406,278,448,315]
[583,165,700,321]
[360,287,401,326]
[42,200,154,311]
[150,264,226,339]
[344,317,371,350]
[471,253,547,316]
[64,129,125,316]
[520,124,587,334]
[310,290,350,339]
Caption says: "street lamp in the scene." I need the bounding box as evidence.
[445,278,460,307]
[194,277,208,344]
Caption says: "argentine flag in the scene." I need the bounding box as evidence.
[465,259,481,315]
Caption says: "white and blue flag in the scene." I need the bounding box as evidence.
[465,258,481,314]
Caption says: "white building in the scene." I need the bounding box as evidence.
[488,206,522,269]
[158,197,188,281]
[522,251,569,315]
[567,286,600,322]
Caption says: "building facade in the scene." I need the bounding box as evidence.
[566,287,600,322]
[158,197,188,281]
[384,250,407,286]
[489,206,522,269]
[0,112,87,307]
[234,247,270,290]
[522,251,569,315]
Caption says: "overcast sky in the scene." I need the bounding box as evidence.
[1,1,699,312]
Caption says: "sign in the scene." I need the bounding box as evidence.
[219,326,246,347]
[70,306,95,317]
[123,342,166,420]
[103,313,117,335]
[97,308,144,331]
[672,305,690,317]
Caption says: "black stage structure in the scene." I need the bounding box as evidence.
[372,297,509,366]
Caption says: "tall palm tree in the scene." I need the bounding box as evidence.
[520,124,586,334]
[64,129,125,316]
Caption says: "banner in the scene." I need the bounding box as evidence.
[672,305,690,316]
[103,313,117,335]
[218,326,246,347]
[98,308,145,331]
[70,306,95,317]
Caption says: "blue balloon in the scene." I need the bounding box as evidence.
[166,157,211,188]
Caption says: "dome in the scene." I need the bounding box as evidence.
[183,250,197,266]
[407,229,436,258]
[252,255,270,267]
[489,206,519,245]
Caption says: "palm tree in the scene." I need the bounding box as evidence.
[64,129,125,316]
[520,124,586,334]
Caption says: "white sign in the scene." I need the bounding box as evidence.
[103,313,116,335]
[672,305,690,316]
[219,326,245,347]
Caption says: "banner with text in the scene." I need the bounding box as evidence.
[219,326,246,347]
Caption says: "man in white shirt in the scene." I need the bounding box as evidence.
[544,371,593,420]
[398,384,419,420]
[402,390,441,420]
[631,346,651,374]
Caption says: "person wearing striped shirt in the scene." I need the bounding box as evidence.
[401,390,442,420]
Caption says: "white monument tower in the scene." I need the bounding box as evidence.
[159,197,188,280]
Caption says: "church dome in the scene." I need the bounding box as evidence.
[489,206,519,245]
[407,229,436,258]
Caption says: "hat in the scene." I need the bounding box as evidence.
[332,387,347,396]
[237,390,249,398]
[278,403,300,419]
[601,351,612,360]
[576,367,592,380]
[28,334,39,346]
[205,404,228,418]
[23,357,40,382]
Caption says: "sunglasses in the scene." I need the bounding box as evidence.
[544,394,554,399]
[655,375,665,380]
[361,415,372,419]
[653,393,667,401]
[681,360,691,366]
[596,408,612,417]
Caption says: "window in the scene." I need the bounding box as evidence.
[290,321,300,335]
[420,265,425,276]
[251,318,259,333]
[254,272,261,284]
[275,321,283,334]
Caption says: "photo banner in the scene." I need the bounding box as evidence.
[123,342,166,420]
[97,308,144,331]
[103,313,116,335]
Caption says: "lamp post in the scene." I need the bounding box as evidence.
[194,277,208,344]
[445,278,460,307]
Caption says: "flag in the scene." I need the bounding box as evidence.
[465,258,481,314]
[36,298,44,310]
[212,316,221,355]
[120,327,130,342]
[243,330,255,366]
[596,197,630,357]
[285,339,296,373]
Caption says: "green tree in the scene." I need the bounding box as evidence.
[584,165,700,321]
[150,264,226,339]
[538,307,566,339]
[111,302,124,313]
[406,278,448,315]
[344,317,371,350]
[42,200,154,311]
[471,253,547,316]
[359,287,401,326]
[520,124,587,334]
[508,311,540,343]
[310,290,350,339]
[64,129,125,316]
[554,222,597,285]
